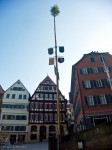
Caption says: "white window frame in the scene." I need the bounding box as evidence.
[100,95,107,104]
[84,81,91,88]
[49,114,53,121]
[82,68,88,74]
[35,103,38,109]
[40,93,43,98]
[93,67,99,73]
[87,96,94,106]
[45,93,48,99]
[30,103,34,110]
[96,80,103,87]
[49,94,52,99]
[44,114,48,121]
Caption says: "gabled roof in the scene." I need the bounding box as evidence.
[0,85,4,92]
[73,51,110,67]
[5,79,30,94]
[40,75,55,85]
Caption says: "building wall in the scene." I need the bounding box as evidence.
[70,52,112,131]
[1,80,29,143]
[28,124,67,142]
[28,76,67,142]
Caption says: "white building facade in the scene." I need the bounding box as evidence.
[0,80,30,143]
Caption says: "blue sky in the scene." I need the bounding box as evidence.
[0,0,112,99]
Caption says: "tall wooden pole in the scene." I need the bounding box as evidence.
[54,16,61,150]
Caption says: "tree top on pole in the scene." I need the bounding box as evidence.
[50,5,60,17]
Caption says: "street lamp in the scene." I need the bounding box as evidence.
[48,5,65,150]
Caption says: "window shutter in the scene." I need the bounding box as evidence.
[87,68,90,74]
[80,69,82,74]
[105,95,110,104]
[93,80,97,87]
[97,95,101,104]
[110,95,112,103]
[90,68,93,73]
[90,80,94,88]
[98,67,101,73]
[101,67,104,72]
[93,96,97,105]
[85,96,88,105]
[101,79,105,87]
[82,81,85,88]
[108,66,111,72]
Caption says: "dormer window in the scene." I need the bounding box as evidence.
[90,57,95,62]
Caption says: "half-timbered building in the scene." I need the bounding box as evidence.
[28,76,67,142]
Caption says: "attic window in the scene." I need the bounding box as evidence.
[17,81,20,84]
[46,80,50,83]
[90,57,95,62]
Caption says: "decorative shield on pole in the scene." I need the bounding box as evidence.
[48,48,54,55]
[49,57,54,65]
[59,46,64,53]
[58,57,64,63]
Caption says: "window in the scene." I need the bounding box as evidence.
[35,114,38,121]
[54,94,56,99]
[2,115,7,120]
[38,114,42,121]
[40,93,43,98]
[12,94,15,99]
[45,93,48,99]
[83,81,91,88]
[62,103,65,110]
[96,80,103,87]
[16,115,27,120]
[15,126,26,131]
[13,87,24,91]
[87,96,94,105]
[2,126,14,131]
[47,80,50,83]
[49,114,53,121]
[90,57,95,62]
[23,95,27,99]
[45,86,48,90]
[100,95,107,104]
[53,86,56,91]
[30,103,34,109]
[49,94,52,99]
[44,104,47,110]
[105,94,112,104]
[6,94,10,98]
[35,103,38,109]
[35,93,39,99]
[39,103,43,109]
[40,85,44,90]
[44,114,48,121]
[54,113,57,121]
[7,115,15,120]
[49,86,52,91]
[49,104,52,110]
[81,68,88,74]
[85,96,94,106]
[18,94,22,99]
[30,113,34,121]
[93,67,99,73]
